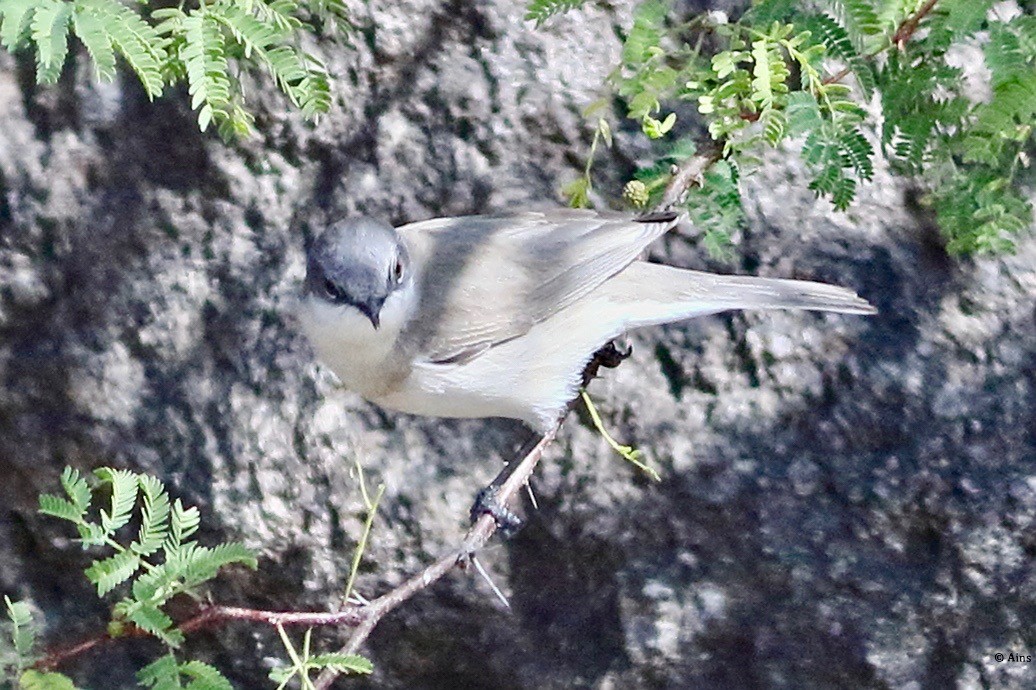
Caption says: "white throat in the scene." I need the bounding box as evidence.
[296,283,416,398]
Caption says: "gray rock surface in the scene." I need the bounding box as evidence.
[2,0,1035,688]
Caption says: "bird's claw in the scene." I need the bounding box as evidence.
[470,485,523,538]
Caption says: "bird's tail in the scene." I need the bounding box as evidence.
[601,261,876,329]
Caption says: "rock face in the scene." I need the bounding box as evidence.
[1,1,1034,688]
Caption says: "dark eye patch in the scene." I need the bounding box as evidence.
[324,278,347,302]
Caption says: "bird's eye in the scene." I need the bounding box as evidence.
[323,278,345,301]
[392,257,405,284]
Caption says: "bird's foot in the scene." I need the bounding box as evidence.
[597,336,633,368]
[470,484,523,538]
[581,336,633,387]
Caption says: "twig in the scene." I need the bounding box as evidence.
[312,424,561,689]
[35,605,368,671]
[822,65,853,86]
[893,0,939,48]
[823,0,940,85]
[658,142,724,210]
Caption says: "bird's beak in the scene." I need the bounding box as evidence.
[357,300,382,330]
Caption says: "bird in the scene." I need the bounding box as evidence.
[296,209,875,433]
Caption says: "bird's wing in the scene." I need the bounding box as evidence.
[397,209,678,364]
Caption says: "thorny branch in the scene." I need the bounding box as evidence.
[892,0,940,48]
[658,141,725,210]
[312,427,562,688]
[34,408,568,680]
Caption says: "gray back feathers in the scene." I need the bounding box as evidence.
[397,210,678,364]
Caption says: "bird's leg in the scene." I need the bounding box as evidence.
[469,337,635,537]
[469,431,541,536]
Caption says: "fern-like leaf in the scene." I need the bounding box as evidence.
[785,91,823,135]
[179,661,233,690]
[166,498,200,553]
[307,653,374,675]
[132,475,171,557]
[38,494,84,523]
[182,542,257,584]
[825,0,882,51]
[293,66,331,118]
[838,126,874,180]
[17,669,79,690]
[4,596,33,661]
[805,13,876,98]
[38,467,91,524]
[831,175,856,210]
[124,602,182,646]
[94,467,139,537]
[30,0,72,83]
[85,550,141,596]
[0,0,37,50]
[130,561,174,605]
[79,0,166,98]
[212,0,328,119]
[72,0,116,81]
[525,0,587,26]
[760,108,786,146]
[137,653,183,690]
[182,10,232,131]
[252,0,301,33]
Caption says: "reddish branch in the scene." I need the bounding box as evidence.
[35,605,368,671]
[893,0,940,49]
[824,0,940,85]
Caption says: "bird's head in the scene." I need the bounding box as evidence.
[304,217,411,330]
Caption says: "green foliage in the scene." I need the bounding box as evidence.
[3,597,35,673]
[824,0,883,51]
[138,654,234,690]
[535,0,1035,255]
[2,598,80,689]
[611,0,680,136]
[18,670,80,690]
[525,0,588,26]
[0,0,340,136]
[27,466,376,688]
[39,466,257,648]
[269,626,372,689]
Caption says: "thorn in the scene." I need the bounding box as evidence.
[347,591,370,606]
[525,479,539,511]
[470,555,510,608]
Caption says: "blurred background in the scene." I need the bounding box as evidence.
[1,0,1034,687]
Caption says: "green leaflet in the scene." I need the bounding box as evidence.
[0,0,38,50]
[29,0,70,83]
[804,13,876,98]
[525,0,587,26]
[73,1,116,81]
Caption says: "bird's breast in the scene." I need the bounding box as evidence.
[296,294,411,399]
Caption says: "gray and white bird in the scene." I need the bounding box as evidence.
[297,210,875,432]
